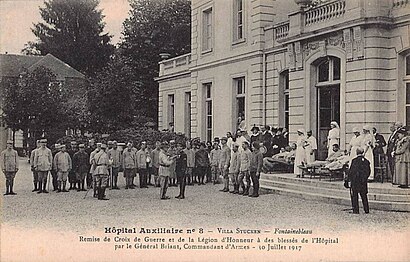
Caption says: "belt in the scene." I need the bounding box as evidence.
[96,164,107,166]
[160,164,170,167]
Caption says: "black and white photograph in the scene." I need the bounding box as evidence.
[0,0,409,261]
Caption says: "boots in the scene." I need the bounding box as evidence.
[32,182,39,192]
[82,181,86,191]
[98,187,109,200]
[57,181,62,193]
[62,182,68,192]
[4,180,10,195]
[242,186,249,196]
[37,182,43,194]
[42,181,49,193]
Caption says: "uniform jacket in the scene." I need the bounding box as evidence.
[93,150,110,175]
[89,148,100,173]
[249,150,263,173]
[53,151,72,172]
[122,148,137,169]
[239,149,252,172]
[158,150,174,177]
[176,151,187,175]
[136,149,148,169]
[210,149,221,167]
[229,151,240,174]
[30,148,38,168]
[34,147,53,171]
[107,148,122,168]
[1,149,19,172]
[195,148,210,167]
[184,148,195,168]
[151,148,161,168]
[347,155,370,193]
[73,151,89,174]
[219,145,231,169]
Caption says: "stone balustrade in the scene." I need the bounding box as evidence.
[305,0,346,26]
[159,53,191,77]
[274,22,290,41]
[392,0,409,8]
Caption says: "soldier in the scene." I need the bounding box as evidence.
[229,143,241,194]
[33,139,52,194]
[168,140,178,187]
[1,140,19,195]
[238,141,252,195]
[219,137,231,192]
[151,141,161,187]
[210,142,221,184]
[85,139,97,189]
[136,141,149,188]
[159,142,177,200]
[51,143,61,191]
[345,147,370,214]
[73,144,89,191]
[68,141,78,190]
[122,142,137,189]
[107,141,121,190]
[54,145,72,193]
[94,144,110,200]
[30,140,41,192]
[195,142,210,185]
[175,143,187,199]
[90,142,102,197]
[145,142,154,186]
[249,142,263,197]
[184,141,195,186]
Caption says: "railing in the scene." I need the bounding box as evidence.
[392,0,409,8]
[274,22,290,41]
[159,53,191,76]
[305,0,346,26]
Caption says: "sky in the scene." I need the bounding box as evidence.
[0,0,131,54]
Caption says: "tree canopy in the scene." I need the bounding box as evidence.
[24,0,114,76]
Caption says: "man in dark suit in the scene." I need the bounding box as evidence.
[261,125,273,157]
[372,127,386,172]
[387,122,403,180]
[345,147,370,214]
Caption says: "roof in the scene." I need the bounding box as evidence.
[0,53,84,80]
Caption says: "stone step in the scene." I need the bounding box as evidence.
[260,173,410,196]
[260,179,410,203]
[260,185,410,212]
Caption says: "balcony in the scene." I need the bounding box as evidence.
[158,53,191,78]
[304,0,346,27]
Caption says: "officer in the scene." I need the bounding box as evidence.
[68,141,78,190]
[107,141,121,189]
[122,142,137,189]
[73,144,89,191]
[94,144,110,200]
[90,142,102,197]
[1,140,19,195]
[30,140,41,192]
[136,141,148,188]
[51,143,61,191]
[54,144,72,193]
[345,147,371,214]
[33,139,52,194]
[175,143,187,199]
[219,137,231,192]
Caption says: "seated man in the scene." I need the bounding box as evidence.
[262,143,296,172]
[305,144,344,168]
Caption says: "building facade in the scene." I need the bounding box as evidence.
[156,0,410,159]
[0,53,85,151]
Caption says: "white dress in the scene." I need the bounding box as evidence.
[361,133,375,180]
[327,128,340,157]
[348,135,363,166]
[294,135,306,175]
[304,136,317,164]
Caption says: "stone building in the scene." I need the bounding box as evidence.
[0,53,85,151]
[156,0,410,159]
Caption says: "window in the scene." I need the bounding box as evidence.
[406,55,410,76]
[202,8,213,52]
[233,0,244,41]
[168,94,175,130]
[280,71,290,131]
[185,92,191,138]
[204,83,212,142]
[405,55,410,126]
[235,77,246,125]
[318,57,341,83]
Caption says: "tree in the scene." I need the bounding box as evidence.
[24,0,114,76]
[2,67,67,148]
[119,0,191,121]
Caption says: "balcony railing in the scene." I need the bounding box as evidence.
[274,22,290,41]
[305,0,346,26]
[392,0,409,8]
[159,53,191,77]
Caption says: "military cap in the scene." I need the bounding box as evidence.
[6,140,13,144]
[118,142,126,146]
[71,141,77,144]
[169,140,176,144]
[101,144,107,149]
[78,144,85,148]
[40,138,47,143]
[112,141,118,145]
[107,141,113,145]
[221,137,228,141]
[54,143,61,149]
[96,142,102,146]
[60,144,66,148]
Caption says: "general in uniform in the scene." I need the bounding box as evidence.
[94,144,110,200]
[33,139,53,194]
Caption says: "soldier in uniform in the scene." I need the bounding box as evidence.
[85,139,97,189]
[168,140,178,187]
[122,142,137,189]
[51,143,61,191]
[107,141,121,189]
[30,140,41,192]
[54,145,72,192]
[94,144,110,200]
[90,142,102,197]
[1,140,19,195]
[345,147,370,214]
[175,143,187,199]
[238,141,252,195]
[33,139,52,194]
[151,141,161,187]
[219,137,231,192]
[229,143,241,194]
[136,141,149,188]
[184,141,195,186]
[195,142,210,185]
[158,142,177,200]
[68,141,78,190]
[145,142,154,186]
[249,142,263,197]
[73,144,89,191]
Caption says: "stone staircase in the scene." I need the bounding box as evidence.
[260,173,410,212]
